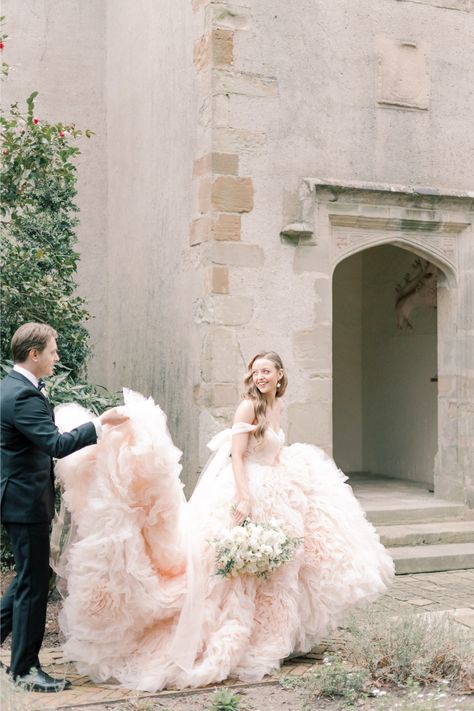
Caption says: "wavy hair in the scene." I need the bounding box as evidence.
[242,351,288,442]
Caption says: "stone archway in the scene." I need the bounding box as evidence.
[333,244,438,488]
[287,178,473,505]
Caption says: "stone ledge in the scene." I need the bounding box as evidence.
[304,177,474,202]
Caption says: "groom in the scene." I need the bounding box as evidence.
[0,322,128,692]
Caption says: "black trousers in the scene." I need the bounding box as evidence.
[0,522,50,677]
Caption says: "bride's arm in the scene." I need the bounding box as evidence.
[231,399,255,525]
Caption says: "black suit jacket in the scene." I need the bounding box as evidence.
[0,370,97,523]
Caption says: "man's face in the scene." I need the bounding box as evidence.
[33,337,60,378]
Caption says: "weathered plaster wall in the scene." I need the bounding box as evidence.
[105,0,200,481]
[237,0,474,191]
[2,0,108,383]
[3,1,201,482]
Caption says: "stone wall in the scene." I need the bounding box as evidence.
[189,0,474,502]
[104,0,199,479]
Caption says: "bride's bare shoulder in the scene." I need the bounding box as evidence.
[233,398,255,425]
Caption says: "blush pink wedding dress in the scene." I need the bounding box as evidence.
[52,389,394,691]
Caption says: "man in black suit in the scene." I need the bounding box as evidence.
[0,322,127,692]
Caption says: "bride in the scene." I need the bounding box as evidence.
[53,350,394,691]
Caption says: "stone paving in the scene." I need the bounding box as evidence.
[1,569,473,710]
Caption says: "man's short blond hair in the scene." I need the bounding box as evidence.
[11,323,58,363]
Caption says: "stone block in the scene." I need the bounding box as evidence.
[210,383,239,406]
[193,154,212,178]
[207,3,253,31]
[206,265,229,294]
[210,295,253,325]
[194,383,238,407]
[194,33,210,71]
[294,328,332,372]
[202,327,242,382]
[213,94,230,127]
[437,377,454,397]
[212,28,234,66]
[293,245,320,273]
[214,213,241,241]
[212,152,239,175]
[313,278,331,323]
[193,153,239,178]
[287,402,332,447]
[213,127,267,154]
[308,377,332,402]
[190,216,213,246]
[198,177,212,213]
[212,176,253,213]
[211,242,264,267]
[213,69,278,97]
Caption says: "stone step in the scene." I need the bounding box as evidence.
[378,520,474,547]
[388,542,474,575]
[364,502,467,526]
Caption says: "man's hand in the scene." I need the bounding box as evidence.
[99,407,129,427]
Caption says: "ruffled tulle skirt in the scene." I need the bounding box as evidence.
[53,390,394,691]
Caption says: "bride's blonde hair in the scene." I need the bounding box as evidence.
[242,351,288,442]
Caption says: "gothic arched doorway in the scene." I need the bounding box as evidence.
[332,244,438,487]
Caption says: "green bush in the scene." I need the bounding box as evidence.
[0,92,93,376]
[0,66,117,570]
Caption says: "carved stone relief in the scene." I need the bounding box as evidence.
[376,37,431,110]
[332,226,458,275]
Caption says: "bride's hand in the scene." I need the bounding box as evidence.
[232,498,251,526]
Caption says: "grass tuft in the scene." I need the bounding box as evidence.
[343,609,474,686]
[208,687,242,711]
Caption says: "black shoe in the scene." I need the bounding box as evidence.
[14,666,71,693]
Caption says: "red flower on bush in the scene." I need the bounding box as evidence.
[33,116,39,125]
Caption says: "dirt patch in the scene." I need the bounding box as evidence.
[61,683,474,711]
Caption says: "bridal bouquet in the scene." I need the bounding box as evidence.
[212,519,302,579]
